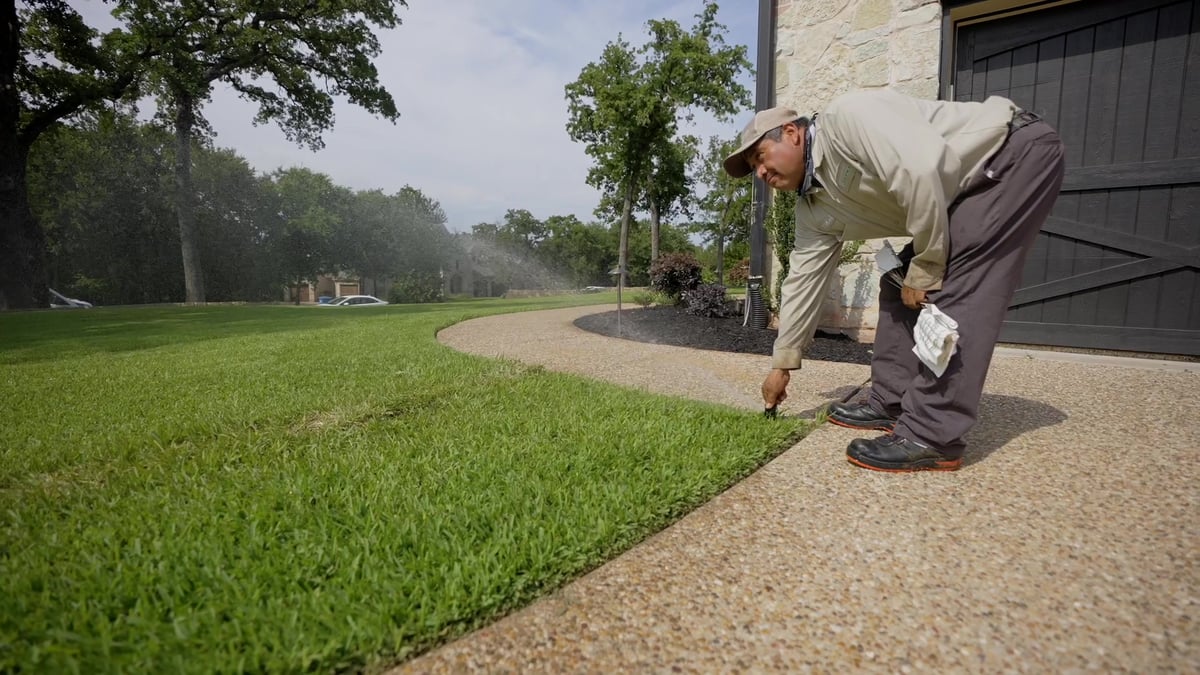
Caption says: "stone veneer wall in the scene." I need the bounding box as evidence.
[770,0,943,341]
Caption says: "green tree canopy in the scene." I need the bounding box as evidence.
[693,134,752,284]
[263,167,348,303]
[113,0,406,303]
[565,0,750,285]
[1,0,147,308]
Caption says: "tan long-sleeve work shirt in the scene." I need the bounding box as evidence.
[772,89,1018,370]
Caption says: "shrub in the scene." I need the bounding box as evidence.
[726,258,751,287]
[839,239,864,265]
[630,290,658,308]
[388,271,443,304]
[649,252,702,303]
[682,283,730,318]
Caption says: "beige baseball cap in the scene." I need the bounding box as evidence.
[722,106,803,179]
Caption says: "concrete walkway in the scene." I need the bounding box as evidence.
[393,304,1198,673]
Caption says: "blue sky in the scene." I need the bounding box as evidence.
[72,0,759,231]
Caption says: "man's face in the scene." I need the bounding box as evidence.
[746,123,806,191]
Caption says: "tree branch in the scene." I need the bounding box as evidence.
[19,69,136,150]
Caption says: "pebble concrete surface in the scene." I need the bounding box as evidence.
[390,305,1198,674]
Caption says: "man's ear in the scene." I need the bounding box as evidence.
[783,122,804,146]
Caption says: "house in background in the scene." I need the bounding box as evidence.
[285,273,360,303]
[752,0,1199,356]
[444,235,499,298]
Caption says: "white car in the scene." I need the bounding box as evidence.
[322,295,389,307]
[49,288,93,309]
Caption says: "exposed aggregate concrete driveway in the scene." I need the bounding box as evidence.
[389,304,1199,674]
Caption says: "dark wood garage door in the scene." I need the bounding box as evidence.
[953,0,1200,356]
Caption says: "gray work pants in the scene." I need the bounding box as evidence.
[867,120,1066,457]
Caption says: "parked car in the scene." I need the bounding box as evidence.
[321,295,388,307]
[49,288,93,309]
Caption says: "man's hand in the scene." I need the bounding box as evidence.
[762,368,791,408]
[901,285,928,310]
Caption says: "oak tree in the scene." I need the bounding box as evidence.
[114,0,405,303]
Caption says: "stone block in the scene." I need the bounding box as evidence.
[895,2,941,29]
[798,0,854,26]
[852,0,892,31]
[855,54,890,87]
[897,0,939,12]
[891,77,939,99]
[794,22,838,65]
[889,26,941,82]
[855,40,887,62]
[843,28,885,47]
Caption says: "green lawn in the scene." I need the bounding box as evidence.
[0,296,806,673]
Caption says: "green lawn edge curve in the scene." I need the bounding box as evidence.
[0,295,808,673]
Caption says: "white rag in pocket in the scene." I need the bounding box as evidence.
[912,304,959,377]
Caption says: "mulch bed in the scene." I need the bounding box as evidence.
[573,305,874,365]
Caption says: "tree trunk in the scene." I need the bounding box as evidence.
[649,200,660,262]
[716,200,732,286]
[716,234,725,286]
[174,96,205,304]
[618,182,634,287]
[0,0,46,310]
[0,140,45,311]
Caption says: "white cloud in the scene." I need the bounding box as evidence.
[70,0,758,231]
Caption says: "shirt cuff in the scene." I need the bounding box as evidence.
[771,348,803,370]
[904,259,944,291]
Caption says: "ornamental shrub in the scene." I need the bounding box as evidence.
[682,283,730,318]
[649,252,702,303]
[727,258,751,286]
[630,290,658,308]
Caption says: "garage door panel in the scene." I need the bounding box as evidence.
[1171,185,1200,246]
[1031,36,1064,127]
[1124,272,1167,328]
[1058,28,1093,169]
[1085,20,1125,167]
[1078,191,1109,242]
[1094,265,1133,327]
[1135,186,1172,242]
[1181,3,1200,155]
[1156,268,1197,329]
[970,0,1181,61]
[1113,13,1156,165]
[1143,7,1190,163]
[958,0,1199,355]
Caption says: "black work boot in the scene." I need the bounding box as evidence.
[827,401,896,432]
[846,434,962,472]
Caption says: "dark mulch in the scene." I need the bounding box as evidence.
[573,305,874,365]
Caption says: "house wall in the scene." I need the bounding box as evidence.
[775,0,942,107]
[771,0,943,341]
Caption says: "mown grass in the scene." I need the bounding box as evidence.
[0,296,807,673]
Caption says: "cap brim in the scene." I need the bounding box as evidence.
[722,134,761,179]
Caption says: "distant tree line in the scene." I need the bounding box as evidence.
[1,0,406,309]
[468,209,696,291]
[3,0,756,308]
[28,109,752,306]
[28,108,450,305]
